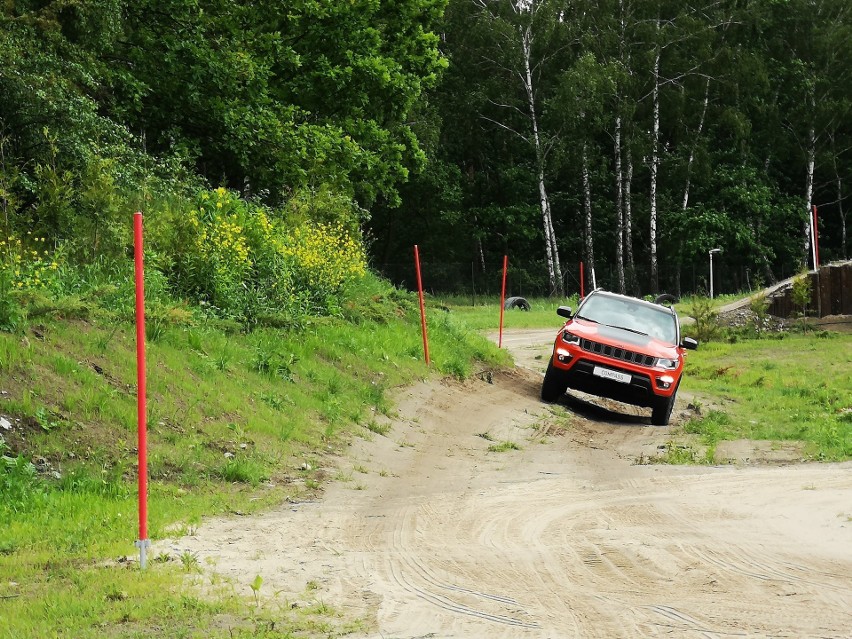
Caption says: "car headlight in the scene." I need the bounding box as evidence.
[657,357,678,370]
[561,330,580,345]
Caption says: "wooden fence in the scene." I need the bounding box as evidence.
[767,261,852,318]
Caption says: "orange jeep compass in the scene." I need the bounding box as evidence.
[541,290,698,425]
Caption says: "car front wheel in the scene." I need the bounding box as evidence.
[541,359,568,402]
[650,385,678,426]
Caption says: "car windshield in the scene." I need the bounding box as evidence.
[577,294,678,344]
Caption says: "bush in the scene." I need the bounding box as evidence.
[686,295,720,343]
[1,177,369,332]
[151,187,367,326]
[748,293,771,337]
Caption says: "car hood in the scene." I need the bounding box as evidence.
[564,319,679,358]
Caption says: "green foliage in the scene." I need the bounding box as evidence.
[0,437,45,518]
[0,233,66,330]
[685,296,720,343]
[791,272,813,321]
[149,186,367,326]
[748,294,771,337]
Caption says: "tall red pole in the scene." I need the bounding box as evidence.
[498,255,508,348]
[813,205,820,269]
[579,262,585,298]
[413,245,430,364]
[133,212,150,569]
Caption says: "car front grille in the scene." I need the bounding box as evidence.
[579,338,656,368]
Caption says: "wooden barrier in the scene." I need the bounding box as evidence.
[767,261,852,319]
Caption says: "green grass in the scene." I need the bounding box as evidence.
[432,294,578,331]
[681,332,852,461]
[0,277,510,638]
[487,440,522,453]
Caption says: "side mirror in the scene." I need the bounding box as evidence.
[682,337,698,350]
[557,306,572,319]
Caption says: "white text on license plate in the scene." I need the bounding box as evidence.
[593,366,631,384]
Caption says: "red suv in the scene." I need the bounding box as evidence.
[541,290,698,425]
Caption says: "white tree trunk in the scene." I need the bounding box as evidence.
[582,140,595,280]
[837,169,847,260]
[682,78,709,211]
[521,23,563,296]
[804,123,815,268]
[614,115,625,294]
[675,78,710,295]
[624,149,636,294]
[649,42,661,293]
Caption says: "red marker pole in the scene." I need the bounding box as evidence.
[133,212,150,569]
[413,245,430,365]
[579,262,585,298]
[498,255,508,348]
[812,205,820,269]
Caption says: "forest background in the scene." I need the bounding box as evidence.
[1,0,851,316]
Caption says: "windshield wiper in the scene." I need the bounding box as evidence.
[575,314,598,324]
[605,324,648,336]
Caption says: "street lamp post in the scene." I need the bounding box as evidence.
[709,248,722,298]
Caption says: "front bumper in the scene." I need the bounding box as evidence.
[552,349,678,408]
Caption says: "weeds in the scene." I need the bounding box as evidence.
[654,441,701,464]
[366,421,391,436]
[180,551,200,573]
[250,574,263,607]
[487,441,521,453]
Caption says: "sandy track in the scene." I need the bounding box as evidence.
[165,331,852,638]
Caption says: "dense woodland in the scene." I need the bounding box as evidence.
[1,0,850,303]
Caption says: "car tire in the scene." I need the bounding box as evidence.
[650,385,678,426]
[653,293,678,306]
[541,360,568,402]
[504,296,531,311]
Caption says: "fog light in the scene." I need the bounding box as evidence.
[556,348,572,363]
[656,375,674,389]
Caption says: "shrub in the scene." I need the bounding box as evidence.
[686,295,720,343]
[154,187,367,325]
[791,272,813,331]
[748,293,771,337]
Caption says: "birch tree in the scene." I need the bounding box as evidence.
[472,0,568,295]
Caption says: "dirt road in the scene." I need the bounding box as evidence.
[167,330,852,638]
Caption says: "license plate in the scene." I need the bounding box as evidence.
[593,366,631,384]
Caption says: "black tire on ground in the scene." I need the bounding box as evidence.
[504,296,531,311]
[653,293,678,306]
[650,386,678,426]
[541,360,568,402]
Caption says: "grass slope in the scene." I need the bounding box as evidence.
[0,278,509,638]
